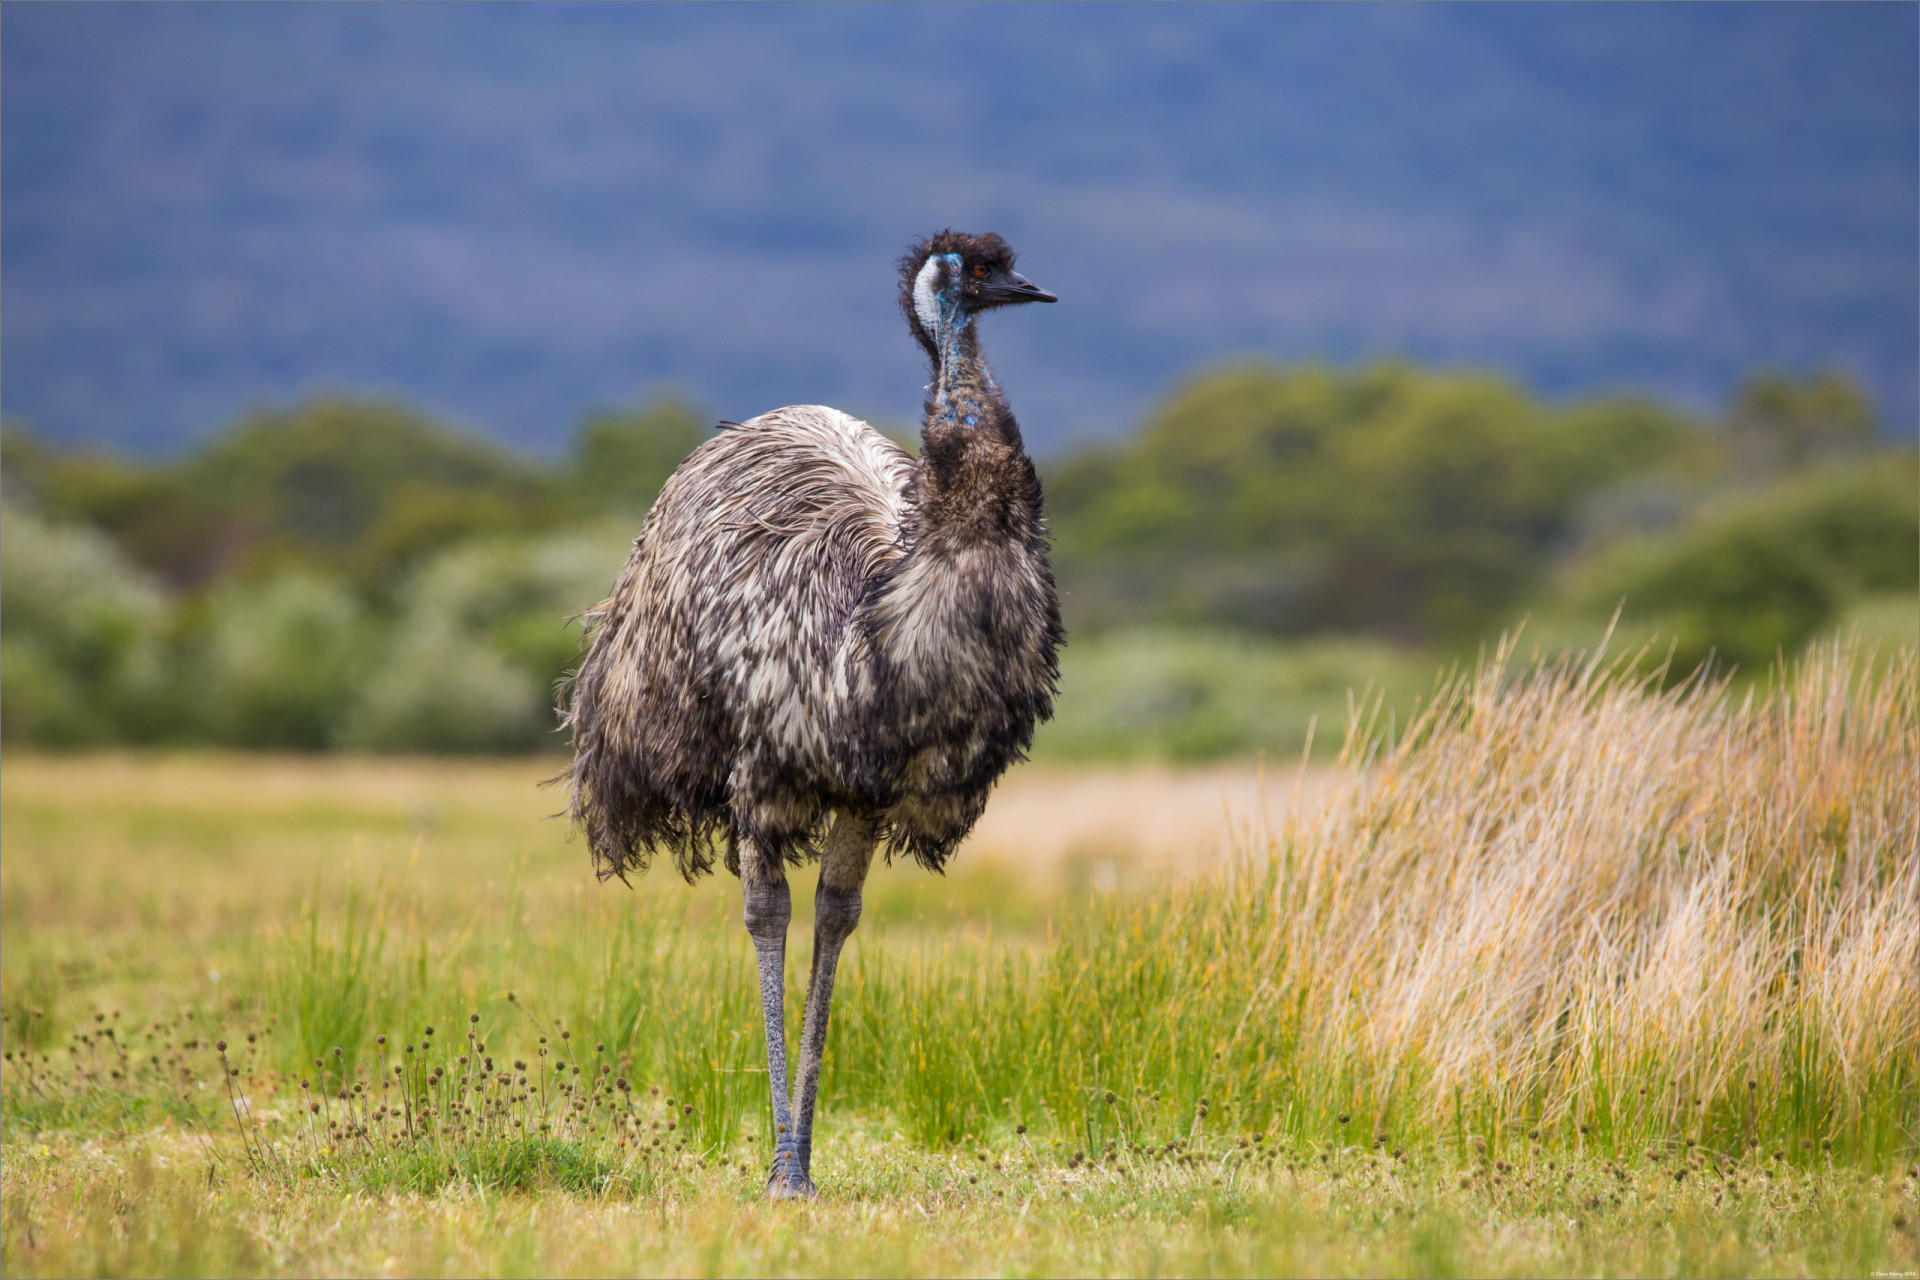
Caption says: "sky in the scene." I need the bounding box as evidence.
[3,2,1916,456]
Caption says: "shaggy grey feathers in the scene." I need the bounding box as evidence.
[565,403,1060,881]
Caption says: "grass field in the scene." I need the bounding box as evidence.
[2,634,1915,1278]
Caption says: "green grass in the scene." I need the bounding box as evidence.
[3,635,1916,1276]
[6,1119,1914,1278]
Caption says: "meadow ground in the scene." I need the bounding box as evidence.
[2,635,1915,1278]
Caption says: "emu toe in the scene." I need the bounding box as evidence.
[766,1146,817,1200]
[766,1170,818,1201]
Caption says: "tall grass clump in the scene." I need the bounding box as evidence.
[1240,630,1913,1155]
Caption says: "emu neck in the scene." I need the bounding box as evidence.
[915,320,1035,539]
[929,321,1001,434]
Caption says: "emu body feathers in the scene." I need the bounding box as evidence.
[565,402,1061,881]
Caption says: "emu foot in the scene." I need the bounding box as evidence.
[766,1143,816,1200]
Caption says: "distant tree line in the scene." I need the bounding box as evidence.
[1,399,706,750]
[2,398,709,597]
[1046,364,1914,668]
[1,365,1912,751]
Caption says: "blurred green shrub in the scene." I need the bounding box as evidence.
[2,428,234,587]
[1725,368,1879,475]
[338,626,548,755]
[1576,458,1919,673]
[1033,629,1439,763]
[184,398,565,592]
[194,573,369,749]
[1829,592,1920,652]
[5,400,568,597]
[1046,363,1702,642]
[564,400,709,516]
[338,528,629,754]
[0,503,175,744]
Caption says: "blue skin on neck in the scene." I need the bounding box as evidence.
[932,255,982,429]
[934,254,965,351]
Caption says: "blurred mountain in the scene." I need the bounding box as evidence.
[3,3,1915,453]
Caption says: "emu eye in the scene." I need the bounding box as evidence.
[972,264,989,279]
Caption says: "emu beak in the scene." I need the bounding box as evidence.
[987,269,1058,304]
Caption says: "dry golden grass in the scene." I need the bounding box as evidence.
[1224,629,1917,1146]
[0,752,573,931]
[0,749,1333,938]
[951,759,1341,886]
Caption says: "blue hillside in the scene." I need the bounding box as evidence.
[3,2,1914,453]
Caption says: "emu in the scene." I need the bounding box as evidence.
[564,231,1061,1198]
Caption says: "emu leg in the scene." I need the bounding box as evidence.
[789,815,878,1193]
[741,851,803,1198]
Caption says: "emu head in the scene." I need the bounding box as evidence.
[898,230,1056,363]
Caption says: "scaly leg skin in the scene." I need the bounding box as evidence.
[786,815,878,1197]
[741,846,805,1199]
